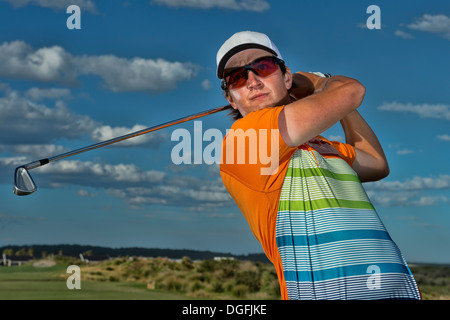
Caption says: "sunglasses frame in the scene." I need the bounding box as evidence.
[221,56,285,91]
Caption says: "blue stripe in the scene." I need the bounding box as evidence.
[283,263,412,283]
[276,229,392,247]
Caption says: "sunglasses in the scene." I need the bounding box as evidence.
[221,56,285,90]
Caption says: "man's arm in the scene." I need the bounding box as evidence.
[340,110,389,182]
[279,73,366,148]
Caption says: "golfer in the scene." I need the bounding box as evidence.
[218,31,420,300]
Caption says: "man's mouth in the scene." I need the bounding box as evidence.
[249,92,269,100]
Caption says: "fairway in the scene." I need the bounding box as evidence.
[1,260,448,300]
[0,265,188,300]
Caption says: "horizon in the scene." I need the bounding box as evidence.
[1,243,448,266]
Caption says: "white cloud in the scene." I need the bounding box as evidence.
[396,149,415,155]
[0,88,97,145]
[326,135,344,142]
[368,175,450,191]
[0,154,232,210]
[0,0,97,13]
[394,29,414,39]
[91,124,168,149]
[437,134,450,142]
[367,190,448,208]
[0,144,68,158]
[407,14,450,40]
[151,0,270,12]
[365,175,450,207]
[106,175,232,210]
[77,189,98,197]
[201,79,212,90]
[76,55,199,92]
[36,160,167,186]
[0,40,200,93]
[377,101,450,120]
[0,88,168,154]
[0,156,28,167]
[0,41,77,85]
[25,87,71,101]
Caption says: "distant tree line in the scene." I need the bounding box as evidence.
[0,244,270,263]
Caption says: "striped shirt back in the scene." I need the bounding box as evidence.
[275,142,421,300]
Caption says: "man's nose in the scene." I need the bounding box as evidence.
[246,69,262,89]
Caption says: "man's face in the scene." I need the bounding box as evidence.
[224,49,292,118]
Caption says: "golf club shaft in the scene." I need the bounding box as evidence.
[22,105,229,171]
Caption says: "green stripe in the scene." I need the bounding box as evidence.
[285,166,360,183]
[278,197,375,211]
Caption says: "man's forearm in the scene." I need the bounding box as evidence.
[341,110,389,181]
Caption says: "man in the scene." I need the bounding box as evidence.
[217,31,420,300]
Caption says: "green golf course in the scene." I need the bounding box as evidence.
[1,257,448,300]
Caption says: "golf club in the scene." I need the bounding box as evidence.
[13,105,229,196]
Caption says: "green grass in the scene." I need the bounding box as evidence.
[0,265,188,300]
[1,260,448,300]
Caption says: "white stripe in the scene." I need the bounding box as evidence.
[285,273,420,300]
[278,239,405,271]
[276,208,386,237]
[280,176,370,202]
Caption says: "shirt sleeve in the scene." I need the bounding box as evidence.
[220,106,297,192]
[328,140,356,166]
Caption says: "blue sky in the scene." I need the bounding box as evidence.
[0,0,449,264]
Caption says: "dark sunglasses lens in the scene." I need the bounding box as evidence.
[252,58,278,76]
[227,57,279,89]
[228,69,247,88]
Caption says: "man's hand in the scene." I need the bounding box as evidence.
[280,74,365,148]
[289,72,329,101]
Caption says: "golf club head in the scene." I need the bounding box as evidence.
[14,166,37,196]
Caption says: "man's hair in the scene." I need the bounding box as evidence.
[223,62,287,121]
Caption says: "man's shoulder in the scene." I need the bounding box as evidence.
[231,106,285,130]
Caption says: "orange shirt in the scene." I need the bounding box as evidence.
[220,106,356,299]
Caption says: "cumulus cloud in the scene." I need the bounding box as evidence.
[106,175,233,210]
[0,41,77,85]
[369,175,450,191]
[151,0,270,12]
[201,79,212,90]
[0,154,232,211]
[0,0,97,13]
[77,189,98,197]
[365,175,450,207]
[91,124,168,149]
[438,134,450,142]
[367,190,448,208]
[76,55,199,92]
[378,101,450,120]
[394,30,414,39]
[0,88,97,145]
[0,40,200,93]
[407,14,450,40]
[0,144,68,158]
[35,160,167,187]
[25,87,71,101]
[0,87,169,157]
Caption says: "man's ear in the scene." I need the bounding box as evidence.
[284,67,293,90]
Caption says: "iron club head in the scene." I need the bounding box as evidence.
[14,166,37,196]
